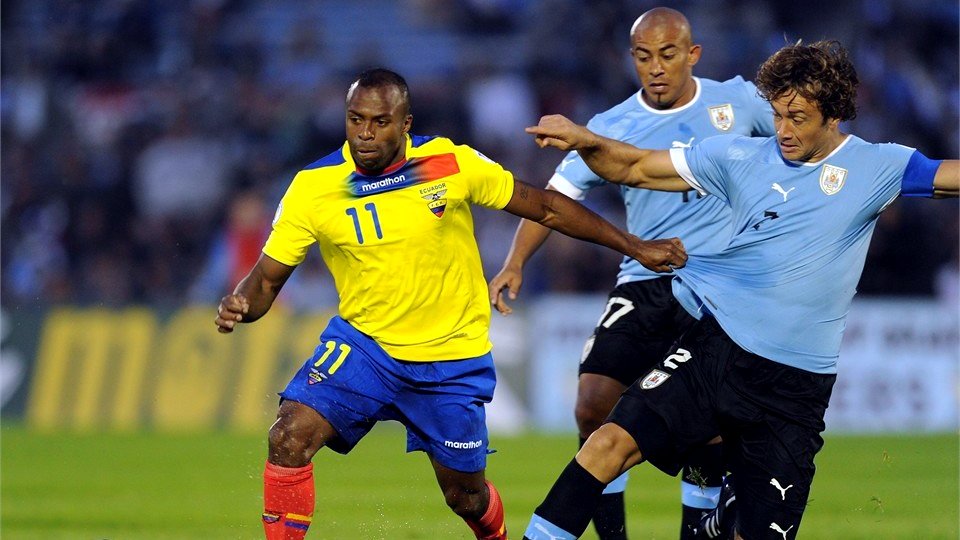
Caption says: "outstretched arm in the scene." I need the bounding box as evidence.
[501,180,686,278]
[215,254,296,333]
[933,160,959,198]
[526,115,690,191]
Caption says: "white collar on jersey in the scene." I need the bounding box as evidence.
[635,77,702,115]
[791,134,853,167]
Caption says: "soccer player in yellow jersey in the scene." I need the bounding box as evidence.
[214,68,687,540]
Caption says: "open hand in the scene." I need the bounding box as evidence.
[488,265,524,315]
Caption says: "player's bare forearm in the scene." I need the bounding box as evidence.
[488,218,552,315]
[502,182,686,271]
[526,115,688,190]
[215,254,294,332]
[504,212,554,271]
[933,159,959,198]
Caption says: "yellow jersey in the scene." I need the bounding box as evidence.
[263,134,515,361]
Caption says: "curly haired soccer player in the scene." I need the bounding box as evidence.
[489,8,774,538]
[520,41,958,540]
[214,68,687,540]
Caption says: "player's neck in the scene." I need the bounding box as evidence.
[804,131,849,163]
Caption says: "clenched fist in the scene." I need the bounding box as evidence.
[215,293,250,333]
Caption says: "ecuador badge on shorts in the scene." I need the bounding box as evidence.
[640,369,670,390]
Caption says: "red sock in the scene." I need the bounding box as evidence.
[465,480,507,540]
[262,461,314,540]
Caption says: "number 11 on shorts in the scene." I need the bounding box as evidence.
[313,339,352,375]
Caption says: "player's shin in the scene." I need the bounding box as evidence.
[583,435,629,540]
[262,461,315,540]
[464,480,508,540]
[523,458,607,540]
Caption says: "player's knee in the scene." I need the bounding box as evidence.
[575,374,624,438]
[584,423,633,454]
[577,423,638,481]
[574,401,607,437]
[441,484,486,520]
[267,417,315,467]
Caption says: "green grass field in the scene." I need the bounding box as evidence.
[1,424,956,539]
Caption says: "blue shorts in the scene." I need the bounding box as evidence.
[280,316,496,473]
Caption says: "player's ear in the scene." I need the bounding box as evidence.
[402,114,413,134]
[687,44,702,67]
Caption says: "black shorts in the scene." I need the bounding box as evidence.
[578,277,697,386]
[608,317,835,540]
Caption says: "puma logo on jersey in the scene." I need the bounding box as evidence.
[771,182,795,202]
[769,522,794,540]
[672,136,695,148]
[770,478,794,500]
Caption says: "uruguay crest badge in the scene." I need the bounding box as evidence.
[422,189,448,218]
[819,164,847,195]
[640,369,670,390]
[708,104,735,131]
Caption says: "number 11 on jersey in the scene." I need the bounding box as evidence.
[346,202,383,244]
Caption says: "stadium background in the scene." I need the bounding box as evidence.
[1,0,958,538]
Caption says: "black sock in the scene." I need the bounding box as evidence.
[578,435,628,540]
[679,444,725,539]
[533,458,606,537]
[593,491,627,539]
[680,505,708,539]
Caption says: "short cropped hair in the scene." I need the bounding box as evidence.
[351,68,411,114]
[756,40,858,122]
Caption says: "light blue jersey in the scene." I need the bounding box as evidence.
[670,134,936,373]
[550,76,774,285]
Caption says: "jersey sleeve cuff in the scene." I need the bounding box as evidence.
[261,247,302,268]
[669,148,707,196]
[547,173,587,200]
[901,150,939,198]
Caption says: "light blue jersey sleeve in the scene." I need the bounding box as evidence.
[669,134,746,206]
[547,114,620,199]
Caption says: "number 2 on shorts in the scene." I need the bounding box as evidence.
[313,339,352,375]
[662,348,692,370]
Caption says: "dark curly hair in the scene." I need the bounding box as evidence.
[756,40,858,122]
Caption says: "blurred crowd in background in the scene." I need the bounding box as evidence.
[2,0,958,310]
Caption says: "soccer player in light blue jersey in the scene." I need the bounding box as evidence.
[520,41,958,540]
[489,8,774,539]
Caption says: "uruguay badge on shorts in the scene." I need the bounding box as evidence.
[640,369,670,390]
[708,104,735,131]
[819,164,847,195]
